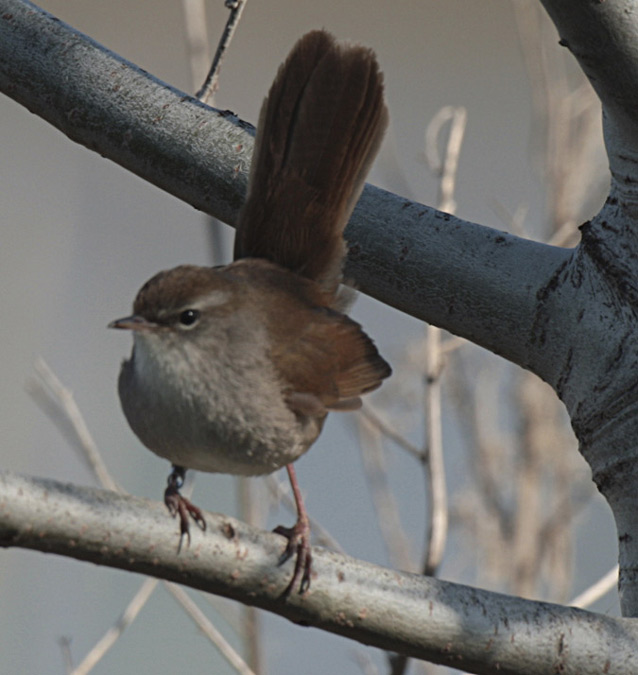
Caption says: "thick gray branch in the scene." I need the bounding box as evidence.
[534,0,638,615]
[539,0,638,197]
[0,0,569,373]
[539,0,638,143]
[1,471,637,675]
[0,0,251,226]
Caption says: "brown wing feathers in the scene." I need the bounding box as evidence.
[270,305,392,411]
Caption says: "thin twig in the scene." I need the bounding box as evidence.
[30,359,252,674]
[422,324,447,576]
[546,219,578,247]
[391,106,467,675]
[420,107,468,576]
[448,356,515,544]
[440,334,466,356]
[58,636,74,674]
[352,650,381,675]
[569,565,619,609]
[424,105,467,214]
[181,0,212,92]
[489,198,530,239]
[358,413,415,572]
[30,358,120,492]
[196,0,248,104]
[69,578,160,675]
[360,404,422,461]
[165,583,256,675]
[513,1,605,236]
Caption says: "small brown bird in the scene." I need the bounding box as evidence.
[110,30,390,594]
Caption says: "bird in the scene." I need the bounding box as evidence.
[110,29,391,595]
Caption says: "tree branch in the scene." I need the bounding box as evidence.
[539,0,638,142]
[539,0,638,211]
[1,470,637,675]
[0,0,251,226]
[0,0,571,374]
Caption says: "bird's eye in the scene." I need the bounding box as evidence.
[179,309,200,327]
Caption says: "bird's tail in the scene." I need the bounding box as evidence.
[234,30,388,297]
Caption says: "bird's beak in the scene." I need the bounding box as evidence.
[108,315,156,331]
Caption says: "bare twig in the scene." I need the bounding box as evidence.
[352,650,381,675]
[360,404,422,461]
[448,356,512,540]
[69,578,160,675]
[165,583,256,675]
[196,0,248,103]
[489,198,530,239]
[570,565,619,609]
[422,324,447,577]
[181,0,212,92]
[29,358,119,493]
[424,105,467,214]
[440,335,466,356]
[420,106,467,576]
[389,105,467,675]
[358,412,415,572]
[29,359,252,674]
[58,636,73,674]
[513,1,605,236]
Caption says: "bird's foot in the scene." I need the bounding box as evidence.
[164,465,206,552]
[274,516,312,596]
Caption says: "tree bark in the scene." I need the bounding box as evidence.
[1,470,637,675]
[0,0,570,364]
[535,0,638,617]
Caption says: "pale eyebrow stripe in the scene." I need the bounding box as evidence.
[186,289,232,311]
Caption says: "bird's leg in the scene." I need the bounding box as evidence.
[274,463,312,595]
[164,465,206,552]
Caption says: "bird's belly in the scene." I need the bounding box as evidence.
[147,424,312,476]
[117,333,325,476]
[119,361,321,476]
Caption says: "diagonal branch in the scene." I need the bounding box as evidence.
[0,0,571,378]
[1,470,637,675]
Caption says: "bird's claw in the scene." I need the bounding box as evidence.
[274,519,312,596]
[164,467,206,552]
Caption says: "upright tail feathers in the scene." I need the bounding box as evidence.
[234,30,388,297]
